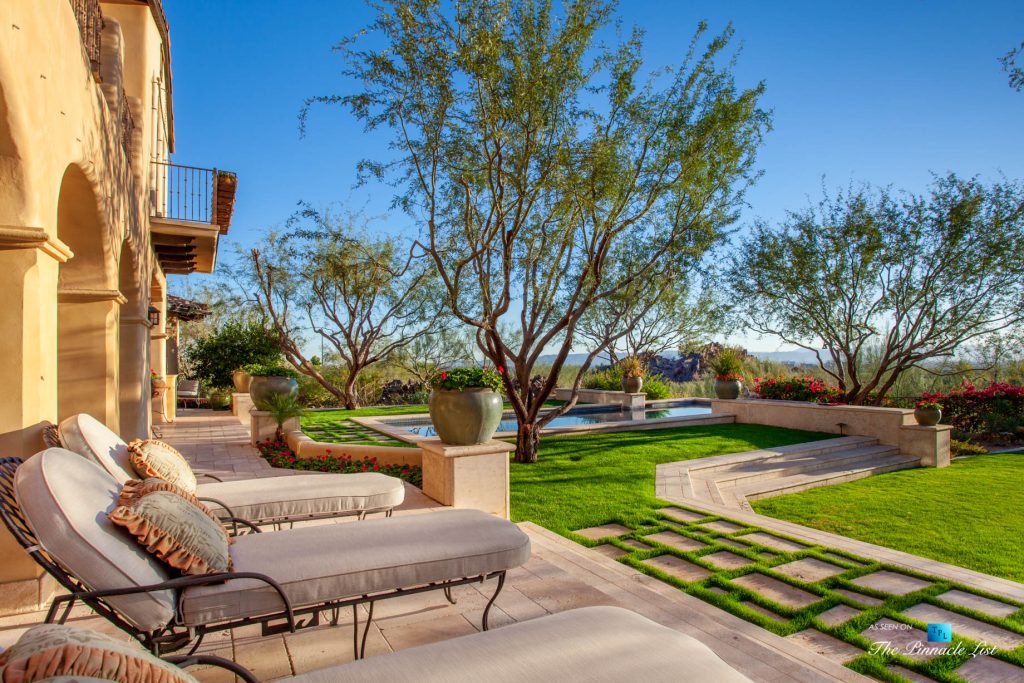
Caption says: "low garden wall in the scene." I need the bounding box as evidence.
[285,429,423,468]
[552,388,644,409]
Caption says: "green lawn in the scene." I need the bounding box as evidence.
[510,424,832,534]
[752,453,1024,583]
[301,405,429,447]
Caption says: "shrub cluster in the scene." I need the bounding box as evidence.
[921,383,1024,436]
[256,438,423,487]
[583,365,672,399]
[754,376,843,403]
[430,367,504,392]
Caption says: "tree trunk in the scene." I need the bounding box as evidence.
[344,367,360,410]
[515,421,540,464]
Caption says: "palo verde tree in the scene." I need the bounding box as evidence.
[310,0,768,461]
[728,175,1024,405]
[244,209,444,409]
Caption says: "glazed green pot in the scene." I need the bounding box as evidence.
[715,379,742,400]
[621,376,644,394]
[429,388,503,445]
[250,376,298,407]
[914,407,942,426]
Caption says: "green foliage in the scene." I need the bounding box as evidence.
[245,363,300,379]
[583,365,672,399]
[182,318,280,389]
[754,376,842,403]
[256,438,421,487]
[951,439,988,457]
[708,348,743,379]
[254,392,305,429]
[431,367,504,392]
[619,356,644,378]
[641,376,671,400]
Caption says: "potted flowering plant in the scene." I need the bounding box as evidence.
[710,349,744,400]
[914,400,943,426]
[429,367,505,445]
[150,368,166,399]
[619,356,645,394]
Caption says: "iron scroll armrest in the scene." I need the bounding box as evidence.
[220,516,263,535]
[193,471,224,482]
[163,654,258,683]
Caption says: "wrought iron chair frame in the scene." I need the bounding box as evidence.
[0,457,506,659]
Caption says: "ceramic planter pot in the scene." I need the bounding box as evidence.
[250,376,298,407]
[429,388,503,445]
[914,406,942,426]
[232,369,252,393]
[151,378,166,399]
[621,376,644,394]
[715,379,742,400]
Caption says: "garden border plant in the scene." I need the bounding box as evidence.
[256,437,422,488]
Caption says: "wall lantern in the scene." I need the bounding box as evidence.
[148,306,161,327]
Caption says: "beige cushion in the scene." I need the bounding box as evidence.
[0,623,198,683]
[14,449,176,632]
[127,440,197,494]
[109,488,232,576]
[179,509,531,625]
[280,606,751,683]
[197,473,405,523]
[57,414,134,484]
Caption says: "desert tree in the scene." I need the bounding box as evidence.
[1001,40,1024,91]
[308,0,768,461]
[389,328,478,384]
[244,210,444,409]
[728,175,1024,405]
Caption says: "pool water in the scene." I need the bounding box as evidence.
[396,401,711,437]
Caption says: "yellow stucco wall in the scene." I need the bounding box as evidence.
[0,0,175,613]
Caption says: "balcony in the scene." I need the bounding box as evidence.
[150,161,237,275]
[69,0,103,77]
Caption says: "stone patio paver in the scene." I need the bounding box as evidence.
[832,588,885,607]
[860,618,944,661]
[697,520,749,534]
[851,570,931,596]
[816,605,861,627]
[773,558,848,583]
[902,604,1024,651]
[731,573,821,609]
[785,629,863,664]
[714,537,749,551]
[572,523,632,540]
[936,590,1020,619]
[643,530,707,552]
[702,550,755,570]
[742,601,789,623]
[592,544,628,560]
[956,655,1024,683]
[641,555,713,582]
[658,506,707,523]
[738,531,810,553]
[620,538,652,550]
[887,665,936,683]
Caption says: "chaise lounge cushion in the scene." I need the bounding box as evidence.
[280,606,751,683]
[178,509,531,625]
[14,449,176,632]
[58,414,407,522]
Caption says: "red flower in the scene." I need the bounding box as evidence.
[440,371,447,380]
[497,366,505,374]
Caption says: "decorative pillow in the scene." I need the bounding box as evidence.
[109,487,232,576]
[118,479,232,545]
[126,440,197,494]
[0,623,199,683]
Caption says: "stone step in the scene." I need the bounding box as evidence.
[741,454,919,501]
[685,436,879,475]
[712,445,903,485]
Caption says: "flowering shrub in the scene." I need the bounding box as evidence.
[921,383,1024,436]
[430,367,504,392]
[915,400,942,411]
[256,438,422,488]
[754,376,843,404]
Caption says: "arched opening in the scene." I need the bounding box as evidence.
[118,237,150,440]
[56,164,120,429]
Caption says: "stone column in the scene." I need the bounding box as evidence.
[420,439,511,518]
[118,315,151,440]
[57,289,124,432]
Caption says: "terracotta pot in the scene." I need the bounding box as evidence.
[250,376,298,407]
[232,369,252,393]
[621,376,644,394]
[715,379,742,400]
[914,406,942,426]
[429,388,503,445]
[151,378,166,399]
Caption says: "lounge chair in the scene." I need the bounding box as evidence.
[57,413,406,525]
[176,379,207,408]
[0,449,531,657]
[2,607,752,682]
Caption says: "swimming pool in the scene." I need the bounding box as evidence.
[391,400,712,437]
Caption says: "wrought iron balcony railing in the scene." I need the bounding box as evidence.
[150,161,237,232]
[69,0,103,77]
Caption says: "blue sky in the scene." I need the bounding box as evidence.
[164,1,1024,352]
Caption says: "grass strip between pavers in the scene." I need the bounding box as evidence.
[576,506,1024,682]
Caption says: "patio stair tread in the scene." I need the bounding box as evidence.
[738,453,920,501]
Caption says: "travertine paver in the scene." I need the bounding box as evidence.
[772,558,847,583]
[620,538,652,550]
[833,588,884,607]
[742,601,788,623]
[937,590,1020,619]
[731,573,821,609]
[887,665,936,683]
[903,604,1024,651]
[702,550,755,570]
[697,520,749,534]
[816,605,861,627]
[786,629,863,664]
[572,523,632,540]
[738,531,809,553]
[860,618,944,661]
[956,655,1024,682]
[592,544,628,560]
[658,506,707,523]
[643,530,707,552]
[641,554,712,582]
[851,570,931,596]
